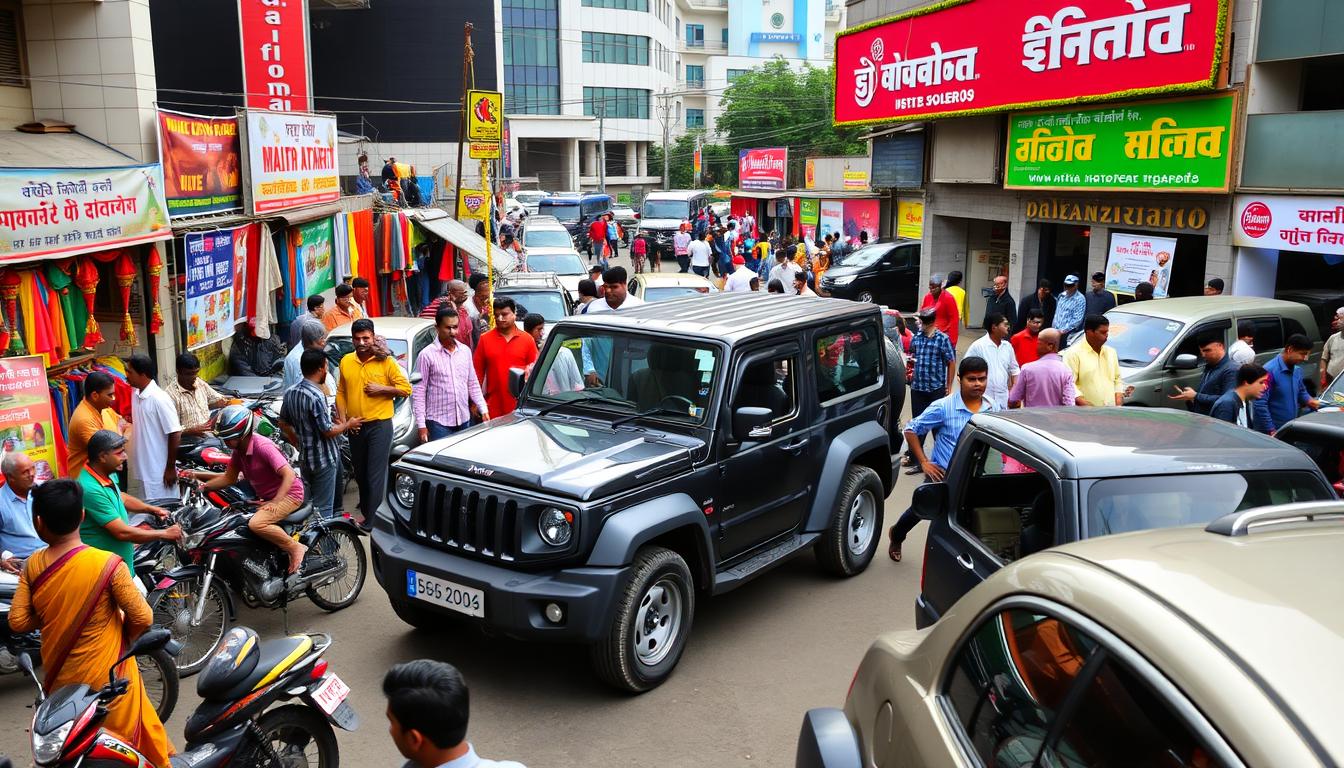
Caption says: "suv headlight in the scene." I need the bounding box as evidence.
[394,474,418,508]
[538,508,573,547]
[832,274,857,286]
[33,720,72,764]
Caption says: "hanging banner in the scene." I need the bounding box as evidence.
[0,165,171,263]
[289,216,335,298]
[819,200,844,239]
[1005,92,1235,192]
[184,223,255,350]
[897,199,925,239]
[1105,231,1178,297]
[799,198,820,240]
[739,148,788,190]
[458,188,490,220]
[843,199,881,243]
[834,0,1228,126]
[804,158,816,189]
[843,170,870,190]
[467,89,503,159]
[693,148,703,181]
[156,109,242,218]
[238,0,312,112]
[242,110,339,214]
[0,356,58,481]
[1232,195,1344,256]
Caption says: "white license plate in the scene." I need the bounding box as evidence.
[312,674,350,716]
[406,570,485,618]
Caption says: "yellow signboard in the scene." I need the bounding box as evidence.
[458,188,490,220]
[467,90,503,142]
[843,170,869,190]
[469,140,500,160]
[896,200,924,240]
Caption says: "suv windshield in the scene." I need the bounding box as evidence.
[525,252,585,275]
[525,229,574,249]
[528,330,720,424]
[1101,312,1185,366]
[541,203,580,221]
[500,289,568,322]
[642,200,690,220]
[1086,471,1332,536]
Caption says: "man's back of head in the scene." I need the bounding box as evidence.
[383,660,525,767]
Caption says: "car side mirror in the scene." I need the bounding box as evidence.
[732,406,773,442]
[509,367,527,398]
[1170,353,1199,370]
[912,482,948,521]
[409,372,423,385]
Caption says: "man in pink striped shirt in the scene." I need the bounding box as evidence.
[414,307,489,443]
[1008,329,1079,409]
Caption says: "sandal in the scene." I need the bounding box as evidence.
[888,538,902,563]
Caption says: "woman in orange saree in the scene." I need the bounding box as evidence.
[8,479,175,767]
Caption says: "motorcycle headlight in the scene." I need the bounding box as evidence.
[180,531,204,550]
[538,508,573,547]
[832,274,857,286]
[32,719,72,764]
[394,474,418,508]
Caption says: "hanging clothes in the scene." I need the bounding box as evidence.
[346,213,361,282]
[253,222,284,337]
[46,261,84,350]
[17,270,57,367]
[333,212,352,283]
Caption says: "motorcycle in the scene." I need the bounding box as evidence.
[19,625,355,767]
[149,483,366,675]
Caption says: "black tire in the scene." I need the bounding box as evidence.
[390,597,444,631]
[150,576,230,676]
[816,465,885,577]
[247,704,339,768]
[590,546,695,693]
[304,528,367,612]
[884,337,907,420]
[136,647,179,722]
[856,290,876,303]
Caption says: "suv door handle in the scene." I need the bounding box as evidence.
[782,438,808,454]
[956,554,975,570]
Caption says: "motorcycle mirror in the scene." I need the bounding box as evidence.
[121,628,173,664]
[16,651,42,701]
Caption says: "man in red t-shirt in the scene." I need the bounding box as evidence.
[1011,308,1045,366]
[473,297,538,417]
[586,217,607,262]
[919,273,960,347]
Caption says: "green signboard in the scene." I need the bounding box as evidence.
[799,198,819,225]
[1004,93,1237,193]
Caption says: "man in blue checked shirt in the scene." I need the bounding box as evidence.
[1053,274,1087,336]
[888,355,996,563]
[902,306,958,474]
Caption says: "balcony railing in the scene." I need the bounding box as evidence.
[686,0,728,8]
[678,39,727,53]
[1242,111,1344,191]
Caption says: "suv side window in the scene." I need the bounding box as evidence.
[887,245,912,269]
[814,324,882,403]
[954,440,1053,562]
[1282,315,1308,340]
[1247,316,1283,351]
[734,356,797,423]
[945,608,1229,768]
[1171,319,1231,360]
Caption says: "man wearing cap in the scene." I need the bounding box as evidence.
[902,306,957,473]
[1322,308,1344,389]
[920,273,960,347]
[1053,275,1087,337]
[723,254,755,292]
[79,430,181,575]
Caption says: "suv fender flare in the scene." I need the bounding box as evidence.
[586,493,712,569]
[804,421,892,533]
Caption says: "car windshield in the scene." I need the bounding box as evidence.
[1086,471,1332,536]
[641,200,690,220]
[515,192,544,203]
[1100,312,1185,366]
[1322,372,1344,407]
[541,203,580,221]
[526,229,574,249]
[830,243,887,268]
[528,330,720,424]
[646,286,711,302]
[500,290,567,322]
[525,252,585,275]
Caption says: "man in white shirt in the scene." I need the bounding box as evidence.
[724,254,755,292]
[1228,320,1256,366]
[687,230,713,278]
[672,228,692,273]
[964,312,1020,409]
[582,267,645,387]
[768,251,801,295]
[124,353,184,502]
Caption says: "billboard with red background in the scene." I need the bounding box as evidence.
[239,0,311,112]
[739,148,788,190]
[834,0,1227,127]
[157,110,242,218]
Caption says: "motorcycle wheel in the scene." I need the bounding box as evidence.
[305,528,366,612]
[243,704,339,768]
[150,575,230,675]
[136,647,180,722]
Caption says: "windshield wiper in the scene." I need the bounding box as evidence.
[1117,358,1148,366]
[527,390,608,419]
[608,405,689,427]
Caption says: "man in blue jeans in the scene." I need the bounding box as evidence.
[415,307,489,441]
[279,349,362,518]
[903,306,957,474]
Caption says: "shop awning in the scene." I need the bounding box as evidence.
[273,202,345,226]
[409,209,516,276]
[730,189,881,199]
[0,129,135,167]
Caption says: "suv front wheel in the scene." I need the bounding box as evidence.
[817,465,885,576]
[591,546,695,693]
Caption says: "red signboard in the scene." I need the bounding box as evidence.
[834,0,1227,127]
[739,147,788,190]
[239,0,312,112]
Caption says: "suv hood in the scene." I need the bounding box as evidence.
[638,218,683,232]
[406,414,701,501]
[824,261,870,279]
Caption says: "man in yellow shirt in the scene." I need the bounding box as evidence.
[67,370,121,479]
[1063,314,1129,406]
[945,270,968,329]
[336,319,411,531]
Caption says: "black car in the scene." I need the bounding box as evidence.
[819,239,921,310]
[910,407,1334,628]
[372,294,903,691]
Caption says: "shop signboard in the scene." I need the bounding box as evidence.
[156,109,243,218]
[1024,197,1208,231]
[468,90,503,159]
[739,148,788,190]
[1005,92,1235,192]
[799,198,820,241]
[804,158,816,189]
[459,188,490,221]
[1232,195,1344,256]
[238,0,312,112]
[897,199,925,239]
[834,0,1228,127]
[1105,231,1178,297]
[242,110,339,214]
[290,216,335,298]
[0,164,171,263]
[843,170,870,190]
[819,200,844,239]
[0,356,58,481]
[184,224,254,350]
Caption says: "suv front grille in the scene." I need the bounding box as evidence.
[406,480,519,562]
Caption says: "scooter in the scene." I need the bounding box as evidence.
[20,625,355,767]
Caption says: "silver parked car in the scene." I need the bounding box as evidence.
[325,317,437,458]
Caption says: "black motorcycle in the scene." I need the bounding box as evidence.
[149,483,366,675]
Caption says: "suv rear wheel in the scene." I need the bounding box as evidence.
[591,546,695,693]
[817,465,884,576]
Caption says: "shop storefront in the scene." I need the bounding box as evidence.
[730,190,884,244]
[1232,194,1344,338]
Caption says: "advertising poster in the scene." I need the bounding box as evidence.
[184,224,255,350]
[243,110,339,214]
[843,199,881,243]
[897,199,925,239]
[834,0,1227,126]
[804,158,816,189]
[843,170,869,190]
[0,165,171,262]
[799,198,820,241]
[819,200,845,239]
[458,188,490,220]
[157,109,242,217]
[1232,195,1344,256]
[1005,93,1235,192]
[290,216,335,298]
[467,89,503,159]
[0,356,59,481]
[238,0,311,112]
[1105,232,1178,297]
[739,147,788,190]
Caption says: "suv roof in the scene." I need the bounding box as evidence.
[972,407,1319,479]
[497,272,566,290]
[643,190,710,201]
[561,292,876,344]
[1109,295,1318,327]
[541,192,612,204]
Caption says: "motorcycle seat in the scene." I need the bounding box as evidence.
[198,627,314,701]
[282,504,314,525]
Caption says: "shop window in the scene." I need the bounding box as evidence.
[0,2,24,88]
[1300,55,1344,112]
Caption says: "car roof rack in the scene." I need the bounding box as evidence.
[1205,500,1344,537]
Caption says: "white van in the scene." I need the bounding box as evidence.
[635,190,714,258]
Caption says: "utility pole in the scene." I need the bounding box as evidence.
[452,22,474,226]
[660,89,670,190]
[597,104,607,193]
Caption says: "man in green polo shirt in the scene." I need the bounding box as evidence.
[79,430,181,573]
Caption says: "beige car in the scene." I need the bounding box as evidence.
[627,271,720,302]
[796,501,1344,768]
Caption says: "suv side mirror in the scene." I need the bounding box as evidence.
[1170,353,1199,370]
[912,482,948,521]
[409,371,423,385]
[732,407,773,442]
[509,367,527,398]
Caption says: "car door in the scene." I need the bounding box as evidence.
[716,341,811,560]
[1164,318,1231,397]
